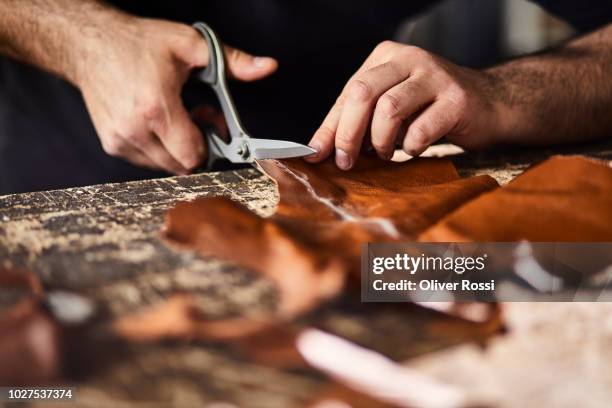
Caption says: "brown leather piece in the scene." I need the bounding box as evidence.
[115,155,499,346]
[420,156,612,242]
[161,157,498,321]
[113,156,502,406]
[0,268,63,385]
[258,156,498,240]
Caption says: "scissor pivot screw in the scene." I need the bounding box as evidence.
[237,144,250,159]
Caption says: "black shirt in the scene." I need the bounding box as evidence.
[0,0,609,194]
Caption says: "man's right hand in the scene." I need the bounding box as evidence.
[76,17,277,174]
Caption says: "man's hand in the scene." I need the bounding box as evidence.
[306,41,500,169]
[309,23,612,170]
[0,0,277,174]
[77,18,277,174]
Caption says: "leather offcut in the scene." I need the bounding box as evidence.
[163,156,498,318]
[113,156,499,343]
[420,156,612,242]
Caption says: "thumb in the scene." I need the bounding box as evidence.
[178,30,278,82]
[224,46,278,82]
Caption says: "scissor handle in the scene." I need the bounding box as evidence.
[192,22,251,148]
[192,22,222,87]
[204,126,227,169]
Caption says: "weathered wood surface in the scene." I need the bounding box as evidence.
[1,140,612,407]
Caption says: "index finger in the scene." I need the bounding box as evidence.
[306,41,398,162]
[305,99,343,163]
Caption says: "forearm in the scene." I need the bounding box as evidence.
[489,24,612,145]
[0,0,131,85]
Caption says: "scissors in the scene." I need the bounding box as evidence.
[192,22,316,167]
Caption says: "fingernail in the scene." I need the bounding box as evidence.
[336,149,351,170]
[379,149,394,161]
[307,141,321,158]
[406,148,423,158]
[403,140,420,158]
[253,56,273,68]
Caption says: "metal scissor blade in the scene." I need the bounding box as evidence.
[193,23,316,164]
[247,138,317,160]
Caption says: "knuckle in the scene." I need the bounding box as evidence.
[401,80,425,99]
[176,152,198,170]
[115,120,144,144]
[347,79,373,102]
[139,97,168,134]
[431,65,452,83]
[378,93,402,117]
[375,40,397,53]
[402,45,427,59]
[181,141,204,168]
[190,155,203,169]
[227,48,239,64]
[336,131,356,147]
[101,136,125,157]
[184,28,204,50]
[427,68,446,84]
[447,85,469,109]
[125,130,149,147]
[381,60,400,75]
[376,60,402,80]
[227,48,246,66]
[335,94,346,107]
[316,125,335,139]
[172,24,209,68]
[173,24,202,53]
[139,96,163,121]
[371,137,391,152]
[183,159,199,171]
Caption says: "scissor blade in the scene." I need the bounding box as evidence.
[248,138,317,160]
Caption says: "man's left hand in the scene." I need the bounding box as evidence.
[306,41,505,169]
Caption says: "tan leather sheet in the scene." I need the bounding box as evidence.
[114,156,499,343]
[420,156,612,242]
[162,156,497,319]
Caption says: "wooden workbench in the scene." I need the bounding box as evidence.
[1,140,612,407]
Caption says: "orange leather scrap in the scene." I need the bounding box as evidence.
[114,156,498,343]
[0,268,63,385]
[420,156,612,242]
[165,156,498,316]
